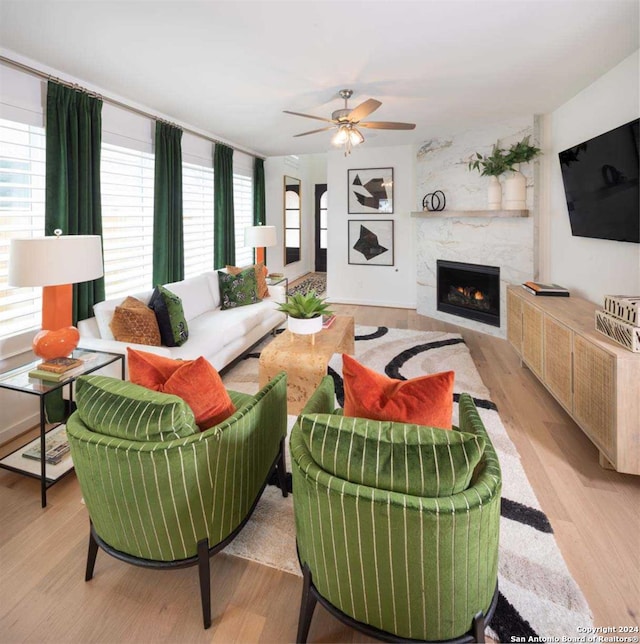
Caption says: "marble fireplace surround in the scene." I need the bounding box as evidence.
[414,212,534,338]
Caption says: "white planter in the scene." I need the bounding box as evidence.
[503,168,526,209]
[288,315,323,335]
[487,175,502,210]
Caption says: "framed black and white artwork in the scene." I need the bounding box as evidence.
[347,167,394,214]
[348,220,394,266]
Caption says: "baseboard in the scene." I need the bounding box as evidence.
[0,412,40,446]
[326,297,416,309]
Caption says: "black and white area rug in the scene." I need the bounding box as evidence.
[287,272,326,297]
[221,326,593,641]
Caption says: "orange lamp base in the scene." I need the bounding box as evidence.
[34,284,79,359]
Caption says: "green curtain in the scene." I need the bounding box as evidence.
[213,143,235,269]
[153,122,184,285]
[45,80,105,323]
[253,157,266,265]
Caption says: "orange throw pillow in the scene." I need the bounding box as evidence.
[127,348,236,431]
[342,354,455,430]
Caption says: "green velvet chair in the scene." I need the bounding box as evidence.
[290,376,501,643]
[66,371,288,629]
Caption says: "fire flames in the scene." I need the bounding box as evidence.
[455,286,484,300]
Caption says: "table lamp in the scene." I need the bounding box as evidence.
[244,224,277,270]
[9,230,104,360]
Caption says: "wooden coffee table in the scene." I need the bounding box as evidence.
[259,315,355,414]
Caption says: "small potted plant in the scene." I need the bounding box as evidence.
[468,145,509,209]
[277,290,333,335]
[503,136,541,209]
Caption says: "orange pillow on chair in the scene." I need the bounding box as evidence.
[342,354,455,430]
[127,348,236,431]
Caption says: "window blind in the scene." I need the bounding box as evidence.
[233,172,254,267]
[0,118,46,338]
[183,161,214,279]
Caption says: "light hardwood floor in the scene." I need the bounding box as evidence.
[1,303,638,643]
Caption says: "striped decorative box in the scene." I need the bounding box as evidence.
[603,295,640,326]
[595,309,640,352]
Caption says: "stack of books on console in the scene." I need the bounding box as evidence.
[521,281,570,297]
[595,295,640,353]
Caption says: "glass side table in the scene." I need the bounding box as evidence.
[0,348,125,507]
[266,275,289,298]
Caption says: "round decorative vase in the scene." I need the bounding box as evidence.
[487,175,502,210]
[503,167,526,210]
[288,315,323,335]
[32,326,80,360]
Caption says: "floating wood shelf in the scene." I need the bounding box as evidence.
[411,209,529,218]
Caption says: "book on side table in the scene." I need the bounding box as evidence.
[22,425,70,466]
[522,281,570,297]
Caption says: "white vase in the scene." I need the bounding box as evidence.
[503,166,526,210]
[487,176,502,210]
[288,315,323,335]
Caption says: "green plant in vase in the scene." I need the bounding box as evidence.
[277,290,333,335]
[504,135,541,168]
[468,145,508,209]
[503,136,541,209]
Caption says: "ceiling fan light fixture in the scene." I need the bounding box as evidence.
[349,127,364,146]
[331,125,350,147]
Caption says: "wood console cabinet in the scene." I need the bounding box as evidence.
[506,285,640,475]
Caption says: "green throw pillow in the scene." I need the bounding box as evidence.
[148,285,189,346]
[75,375,199,442]
[298,413,485,498]
[218,268,260,310]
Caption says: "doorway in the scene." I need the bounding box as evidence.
[315,183,327,272]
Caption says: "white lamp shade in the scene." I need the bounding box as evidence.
[244,225,277,248]
[9,235,104,287]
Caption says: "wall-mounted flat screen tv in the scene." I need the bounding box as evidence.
[558,118,639,244]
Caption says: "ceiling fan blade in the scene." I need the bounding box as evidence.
[293,126,336,137]
[347,98,382,123]
[283,110,335,124]
[359,121,416,130]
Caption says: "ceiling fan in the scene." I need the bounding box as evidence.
[284,89,416,155]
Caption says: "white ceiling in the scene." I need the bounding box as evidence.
[0,1,638,157]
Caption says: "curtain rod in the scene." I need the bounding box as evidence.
[0,54,265,160]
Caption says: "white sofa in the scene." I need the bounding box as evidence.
[77,270,286,376]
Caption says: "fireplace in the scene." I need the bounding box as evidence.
[437,260,500,327]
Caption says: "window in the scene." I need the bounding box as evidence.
[233,172,254,267]
[183,161,214,278]
[101,143,154,299]
[0,119,46,338]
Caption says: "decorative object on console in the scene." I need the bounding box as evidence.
[348,219,394,265]
[422,189,446,211]
[595,295,640,353]
[277,290,332,335]
[521,281,570,296]
[243,224,276,269]
[342,353,455,429]
[9,231,104,358]
[348,167,393,214]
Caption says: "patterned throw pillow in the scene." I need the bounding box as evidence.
[226,263,269,299]
[148,285,189,346]
[218,268,259,310]
[109,296,161,346]
[298,412,485,498]
[75,375,198,442]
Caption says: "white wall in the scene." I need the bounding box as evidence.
[326,144,416,308]
[542,50,640,303]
